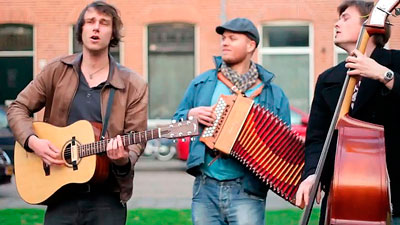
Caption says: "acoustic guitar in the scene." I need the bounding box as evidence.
[14,118,198,204]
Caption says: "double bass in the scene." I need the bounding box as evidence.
[299,0,400,224]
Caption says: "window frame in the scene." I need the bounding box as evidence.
[0,23,35,105]
[259,21,314,111]
[145,22,197,126]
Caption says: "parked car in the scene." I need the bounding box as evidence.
[176,137,190,161]
[0,107,14,165]
[176,106,309,161]
[0,148,13,184]
[144,139,176,161]
[290,106,309,141]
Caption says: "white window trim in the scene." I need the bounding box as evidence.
[259,21,314,109]
[69,25,74,55]
[0,51,34,57]
[143,25,148,83]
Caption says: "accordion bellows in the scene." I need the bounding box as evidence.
[200,94,305,205]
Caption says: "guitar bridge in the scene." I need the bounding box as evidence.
[71,136,78,170]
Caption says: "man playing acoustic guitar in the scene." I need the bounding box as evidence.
[7,1,147,224]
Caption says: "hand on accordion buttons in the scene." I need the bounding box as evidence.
[188,106,216,127]
[295,174,321,209]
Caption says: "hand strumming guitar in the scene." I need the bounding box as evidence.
[27,135,64,166]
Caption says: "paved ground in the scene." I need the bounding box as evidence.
[0,158,297,210]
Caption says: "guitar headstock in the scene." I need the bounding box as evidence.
[159,117,199,139]
[366,0,400,33]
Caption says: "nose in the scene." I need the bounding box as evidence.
[221,38,229,47]
[93,21,100,32]
[334,19,341,29]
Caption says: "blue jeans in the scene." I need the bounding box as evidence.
[192,175,266,225]
[393,217,400,225]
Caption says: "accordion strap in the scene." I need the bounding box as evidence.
[217,72,263,99]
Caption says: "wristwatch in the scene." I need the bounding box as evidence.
[383,70,394,83]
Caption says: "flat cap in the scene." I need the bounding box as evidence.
[216,17,259,46]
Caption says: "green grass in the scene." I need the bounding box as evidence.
[0,208,320,225]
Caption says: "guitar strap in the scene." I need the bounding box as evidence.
[101,88,115,139]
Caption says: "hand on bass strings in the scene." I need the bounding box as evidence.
[188,106,216,127]
[107,135,129,166]
[28,135,64,166]
[346,49,393,89]
[295,174,322,208]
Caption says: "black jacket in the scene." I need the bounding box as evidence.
[303,47,400,215]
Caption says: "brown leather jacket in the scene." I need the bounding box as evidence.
[7,53,148,203]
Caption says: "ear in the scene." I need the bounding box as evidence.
[247,39,256,53]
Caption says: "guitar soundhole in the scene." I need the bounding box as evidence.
[62,140,82,167]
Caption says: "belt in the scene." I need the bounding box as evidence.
[61,183,115,194]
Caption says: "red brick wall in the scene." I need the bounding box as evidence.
[1,0,399,85]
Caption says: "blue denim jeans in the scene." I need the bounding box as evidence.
[192,175,266,225]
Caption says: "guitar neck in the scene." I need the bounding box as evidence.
[79,128,162,157]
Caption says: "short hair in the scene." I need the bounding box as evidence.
[75,1,123,48]
[338,0,391,48]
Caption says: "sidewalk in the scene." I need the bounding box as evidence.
[0,158,297,210]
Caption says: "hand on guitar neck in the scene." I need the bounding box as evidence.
[106,135,130,166]
[28,135,64,166]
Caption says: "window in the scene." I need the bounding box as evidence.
[335,46,348,65]
[71,26,121,62]
[148,23,195,120]
[261,23,313,112]
[0,24,34,105]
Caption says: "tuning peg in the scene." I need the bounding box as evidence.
[181,138,186,142]
[179,118,184,122]
[172,139,177,143]
[190,137,196,141]
[188,116,194,120]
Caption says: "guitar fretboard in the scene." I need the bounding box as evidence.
[78,129,162,157]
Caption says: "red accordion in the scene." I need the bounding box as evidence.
[200,94,305,205]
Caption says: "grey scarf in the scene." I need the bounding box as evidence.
[220,61,259,93]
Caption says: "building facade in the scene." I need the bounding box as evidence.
[1,0,399,123]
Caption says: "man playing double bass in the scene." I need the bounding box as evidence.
[295,0,400,224]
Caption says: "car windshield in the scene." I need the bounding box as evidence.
[0,110,8,129]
